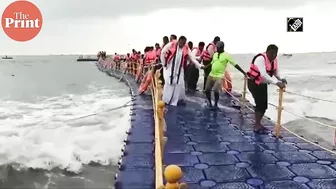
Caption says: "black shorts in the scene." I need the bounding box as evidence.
[247,79,268,113]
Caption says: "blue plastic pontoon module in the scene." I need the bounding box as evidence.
[99,66,336,189]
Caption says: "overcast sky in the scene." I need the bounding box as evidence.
[1,0,335,55]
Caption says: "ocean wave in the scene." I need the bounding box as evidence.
[0,88,131,173]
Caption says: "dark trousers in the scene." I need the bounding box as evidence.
[247,79,268,114]
[185,65,199,90]
[116,62,121,70]
[203,60,212,90]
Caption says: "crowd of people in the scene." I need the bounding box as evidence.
[98,34,287,134]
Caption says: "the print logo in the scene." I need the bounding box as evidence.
[1,0,43,42]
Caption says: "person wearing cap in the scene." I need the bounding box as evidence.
[204,41,246,109]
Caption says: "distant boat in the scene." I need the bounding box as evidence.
[282,53,293,57]
[77,55,98,62]
[2,56,13,59]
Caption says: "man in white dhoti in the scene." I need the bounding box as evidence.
[160,36,204,106]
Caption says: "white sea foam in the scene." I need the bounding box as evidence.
[0,87,131,173]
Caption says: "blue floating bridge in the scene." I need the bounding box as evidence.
[97,65,336,189]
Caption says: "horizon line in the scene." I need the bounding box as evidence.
[2,50,336,56]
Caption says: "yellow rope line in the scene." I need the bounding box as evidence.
[152,73,164,187]
[281,126,336,155]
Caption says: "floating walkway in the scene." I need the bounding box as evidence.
[97,65,336,189]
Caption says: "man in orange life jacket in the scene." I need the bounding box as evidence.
[159,36,170,85]
[142,46,150,63]
[184,41,194,91]
[185,41,202,91]
[170,34,177,42]
[160,36,204,106]
[155,43,161,58]
[247,44,287,134]
[144,46,157,65]
[113,53,121,69]
[202,36,220,91]
[189,42,205,91]
[163,36,169,47]
[125,53,131,72]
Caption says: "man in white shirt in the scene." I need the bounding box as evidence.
[247,44,287,134]
[189,42,205,91]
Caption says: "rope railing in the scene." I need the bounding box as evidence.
[283,90,336,104]
[222,76,336,156]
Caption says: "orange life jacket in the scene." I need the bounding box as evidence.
[145,50,157,64]
[130,53,138,60]
[114,55,120,61]
[155,48,161,58]
[165,41,189,68]
[247,52,278,85]
[165,41,189,85]
[192,47,203,57]
[202,43,216,61]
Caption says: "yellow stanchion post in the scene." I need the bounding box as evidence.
[154,75,164,187]
[134,61,138,76]
[158,79,167,133]
[333,130,336,150]
[155,70,165,158]
[241,76,248,114]
[275,88,285,138]
[157,100,165,158]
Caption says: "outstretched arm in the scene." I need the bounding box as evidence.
[227,54,246,75]
[188,49,203,69]
[191,48,202,61]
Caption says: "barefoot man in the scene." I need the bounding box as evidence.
[247,44,287,133]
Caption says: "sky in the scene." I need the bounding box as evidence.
[0,0,336,55]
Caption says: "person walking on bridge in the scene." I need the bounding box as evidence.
[202,36,220,91]
[247,44,287,134]
[204,41,246,109]
[170,34,177,42]
[189,41,205,91]
[162,36,169,47]
[159,36,170,85]
[185,41,194,91]
[160,36,204,106]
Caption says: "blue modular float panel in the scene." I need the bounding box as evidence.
[98,65,336,189]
